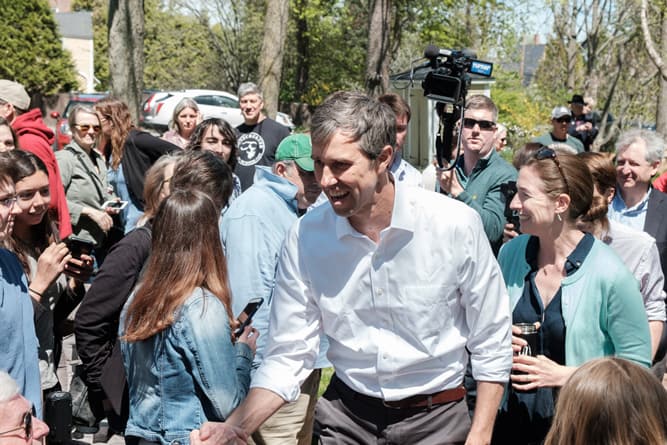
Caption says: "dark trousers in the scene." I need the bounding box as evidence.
[314,375,471,445]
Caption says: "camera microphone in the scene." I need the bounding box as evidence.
[424,44,451,59]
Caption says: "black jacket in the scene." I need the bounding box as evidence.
[74,225,152,426]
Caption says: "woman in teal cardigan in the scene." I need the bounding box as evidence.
[492,147,651,445]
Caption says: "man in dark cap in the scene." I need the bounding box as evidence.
[567,94,598,151]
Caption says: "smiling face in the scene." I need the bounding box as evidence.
[313,131,391,218]
[510,165,560,236]
[14,171,50,229]
[461,108,497,157]
[71,110,100,151]
[239,93,263,125]
[616,140,658,194]
[176,107,199,138]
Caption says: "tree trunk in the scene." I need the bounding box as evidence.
[108,0,144,124]
[294,0,309,102]
[258,0,289,119]
[365,0,391,97]
[657,11,667,137]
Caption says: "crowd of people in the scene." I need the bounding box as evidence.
[1,75,667,445]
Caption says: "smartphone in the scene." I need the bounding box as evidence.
[102,200,128,210]
[63,235,95,259]
[233,298,264,338]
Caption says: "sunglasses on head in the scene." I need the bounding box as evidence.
[75,124,101,132]
[534,146,570,194]
[0,410,32,439]
[462,118,496,131]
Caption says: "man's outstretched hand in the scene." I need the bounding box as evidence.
[190,422,248,445]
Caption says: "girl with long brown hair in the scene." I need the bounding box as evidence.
[120,188,256,444]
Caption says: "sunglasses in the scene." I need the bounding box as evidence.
[0,410,32,439]
[75,124,101,132]
[535,146,570,194]
[554,116,570,124]
[462,118,496,131]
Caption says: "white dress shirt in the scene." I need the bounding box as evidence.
[251,183,513,402]
[602,220,666,322]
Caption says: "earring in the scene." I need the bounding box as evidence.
[557,213,562,222]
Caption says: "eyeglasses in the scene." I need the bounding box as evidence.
[0,194,17,208]
[0,410,32,439]
[554,116,570,124]
[74,124,101,132]
[462,118,496,131]
[535,146,570,194]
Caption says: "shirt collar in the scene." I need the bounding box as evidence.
[334,176,415,240]
[612,187,652,214]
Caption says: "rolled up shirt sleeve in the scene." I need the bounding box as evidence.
[458,212,513,382]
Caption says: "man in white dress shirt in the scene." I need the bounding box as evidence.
[191,91,512,445]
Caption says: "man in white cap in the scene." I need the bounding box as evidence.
[0,79,72,236]
[532,105,584,153]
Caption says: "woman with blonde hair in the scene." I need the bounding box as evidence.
[120,188,255,443]
[545,357,667,445]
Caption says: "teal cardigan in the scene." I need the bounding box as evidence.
[498,235,652,368]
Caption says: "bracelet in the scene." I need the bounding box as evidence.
[28,288,43,298]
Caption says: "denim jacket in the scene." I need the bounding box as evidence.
[120,287,253,445]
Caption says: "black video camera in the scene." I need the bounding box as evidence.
[420,45,493,169]
[421,45,493,106]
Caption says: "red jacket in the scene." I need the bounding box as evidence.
[13,109,72,238]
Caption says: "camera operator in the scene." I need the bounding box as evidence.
[437,95,517,255]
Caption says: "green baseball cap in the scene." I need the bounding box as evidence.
[275,133,314,172]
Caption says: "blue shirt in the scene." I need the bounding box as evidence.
[0,249,41,417]
[108,163,143,234]
[608,188,651,232]
[220,166,329,371]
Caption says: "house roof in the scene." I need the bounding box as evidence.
[55,11,93,40]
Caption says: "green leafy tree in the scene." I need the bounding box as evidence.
[0,0,77,95]
[143,0,220,90]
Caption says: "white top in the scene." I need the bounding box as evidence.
[603,220,666,322]
[252,183,513,402]
[390,156,423,188]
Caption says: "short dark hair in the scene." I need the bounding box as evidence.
[378,93,411,122]
[186,118,238,171]
[170,150,233,212]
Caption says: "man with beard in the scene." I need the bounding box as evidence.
[235,83,290,191]
[437,95,517,255]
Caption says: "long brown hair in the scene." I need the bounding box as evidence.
[3,150,59,277]
[123,189,234,341]
[94,97,133,169]
[545,357,667,445]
